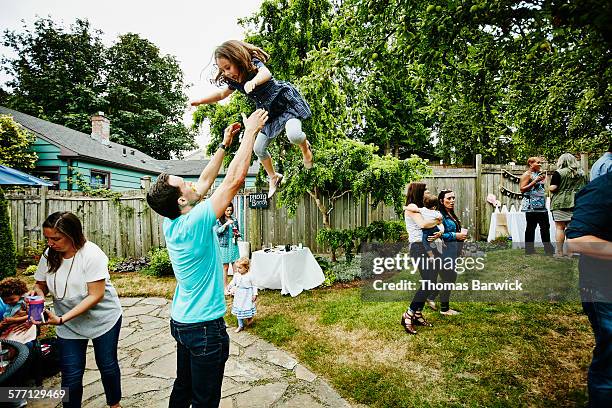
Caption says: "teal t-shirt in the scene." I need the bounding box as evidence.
[163,200,226,323]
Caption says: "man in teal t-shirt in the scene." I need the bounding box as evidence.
[147,109,268,408]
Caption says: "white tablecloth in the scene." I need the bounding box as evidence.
[487,205,557,247]
[250,247,324,297]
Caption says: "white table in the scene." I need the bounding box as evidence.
[250,247,324,297]
[487,205,557,247]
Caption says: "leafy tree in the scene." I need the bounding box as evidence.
[278,139,428,260]
[105,33,195,159]
[1,18,107,133]
[0,114,37,277]
[0,114,38,170]
[0,188,16,279]
[1,18,195,159]
[278,138,429,225]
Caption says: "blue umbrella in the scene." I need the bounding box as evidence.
[0,164,53,186]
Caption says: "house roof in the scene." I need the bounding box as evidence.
[1,106,262,178]
[157,160,261,177]
[0,106,164,174]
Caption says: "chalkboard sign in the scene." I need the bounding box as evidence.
[248,193,269,209]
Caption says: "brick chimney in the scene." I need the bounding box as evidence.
[91,112,110,145]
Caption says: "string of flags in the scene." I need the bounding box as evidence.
[501,169,521,182]
[499,186,523,200]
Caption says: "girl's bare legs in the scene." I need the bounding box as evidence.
[298,139,313,169]
[223,263,229,287]
[286,118,312,169]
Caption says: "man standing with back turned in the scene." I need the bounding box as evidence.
[146,109,268,407]
[566,172,612,407]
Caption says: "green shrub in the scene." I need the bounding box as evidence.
[485,235,512,251]
[366,220,408,242]
[141,247,173,277]
[317,220,408,263]
[316,228,357,262]
[332,255,364,282]
[0,189,16,279]
[108,257,122,272]
[24,265,38,276]
[21,239,46,265]
[322,268,337,287]
[314,254,336,286]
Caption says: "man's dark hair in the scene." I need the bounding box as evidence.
[146,173,182,220]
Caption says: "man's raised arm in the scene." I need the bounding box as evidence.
[209,109,268,218]
[194,122,242,197]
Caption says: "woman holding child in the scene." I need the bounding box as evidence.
[401,182,443,335]
[32,211,123,408]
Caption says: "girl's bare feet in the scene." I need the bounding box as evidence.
[234,326,243,333]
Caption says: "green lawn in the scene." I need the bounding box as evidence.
[231,250,592,408]
[21,249,593,407]
[243,289,590,407]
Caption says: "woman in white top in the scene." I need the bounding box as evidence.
[31,212,123,408]
[401,182,442,335]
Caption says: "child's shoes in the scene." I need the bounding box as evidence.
[268,173,283,198]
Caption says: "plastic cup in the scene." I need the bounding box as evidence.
[26,296,45,322]
[461,228,468,235]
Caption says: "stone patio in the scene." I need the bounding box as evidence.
[28,297,351,407]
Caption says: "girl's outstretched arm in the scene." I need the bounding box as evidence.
[191,87,234,106]
[244,65,272,94]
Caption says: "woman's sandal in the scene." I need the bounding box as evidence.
[413,312,433,327]
[400,312,417,335]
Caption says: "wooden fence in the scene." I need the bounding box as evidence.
[6,154,590,258]
[242,154,589,251]
[6,188,165,258]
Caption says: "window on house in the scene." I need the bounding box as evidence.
[31,166,60,189]
[90,169,111,189]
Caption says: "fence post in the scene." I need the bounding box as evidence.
[140,176,151,191]
[580,153,589,179]
[140,176,152,251]
[38,186,48,240]
[475,154,482,241]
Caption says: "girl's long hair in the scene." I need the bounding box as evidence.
[556,153,584,177]
[214,40,269,85]
[219,202,234,224]
[42,212,86,273]
[405,182,426,207]
[438,190,461,231]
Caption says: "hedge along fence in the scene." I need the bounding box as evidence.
[6,154,590,258]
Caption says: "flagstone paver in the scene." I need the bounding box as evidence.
[28,297,352,407]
